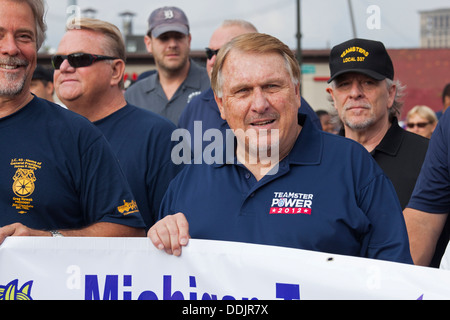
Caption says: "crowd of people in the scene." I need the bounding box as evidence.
[1,0,450,271]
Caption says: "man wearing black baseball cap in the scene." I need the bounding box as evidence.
[124,6,209,124]
[326,38,429,211]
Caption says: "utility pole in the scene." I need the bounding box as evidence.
[347,0,357,38]
[296,0,302,94]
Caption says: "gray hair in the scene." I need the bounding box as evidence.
[328,78,406,121]
[211,33,300,99]
[16,0,47,50]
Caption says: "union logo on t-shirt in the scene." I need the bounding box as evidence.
[269,191,313,215]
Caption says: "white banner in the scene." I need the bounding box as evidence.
[0,237,449,301]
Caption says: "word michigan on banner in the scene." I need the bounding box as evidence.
[1,237,450,301]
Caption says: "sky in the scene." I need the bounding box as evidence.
[43,0,449,52]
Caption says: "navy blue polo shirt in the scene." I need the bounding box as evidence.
[160,114,413,264]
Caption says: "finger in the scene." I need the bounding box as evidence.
[148,215,181,254]
[165,215,183,256]
[0,224,19,245]
[174,213,190,246]
[147,227,165,250]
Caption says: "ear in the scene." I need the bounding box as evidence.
[387,82,396,109]
[144,35,153,54]
[110,59,126,87]
[326,87,338,111]
[214,93,227,120]
[45,82,55,96]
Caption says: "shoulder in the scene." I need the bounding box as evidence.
[34,97,99,130]
[125,75,155,96]
[188,60,210,87]
[126,104,175,128]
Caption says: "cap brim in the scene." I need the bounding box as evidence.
[327,69,387,83]
[151,25,189,38]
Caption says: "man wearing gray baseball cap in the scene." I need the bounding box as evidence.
[125,6,210,124]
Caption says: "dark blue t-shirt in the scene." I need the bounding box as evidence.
[161,114,413,264]
[0,97,145,230]
[94,104,183,229]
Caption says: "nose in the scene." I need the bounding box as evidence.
[250,88,270,113]
[58,58,75,73]
[0,34,20,56]
[348,80,364,99]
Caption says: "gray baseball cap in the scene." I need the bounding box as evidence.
[147,6,190,38]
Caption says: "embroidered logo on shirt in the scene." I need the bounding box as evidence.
[117,200,139,215]
[269,192,313,215]
[10,158,41,214]
[187,91,202,104]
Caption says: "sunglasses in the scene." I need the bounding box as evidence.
[51,53,118,70]
[205,47,220,60]
[406,122,430,128]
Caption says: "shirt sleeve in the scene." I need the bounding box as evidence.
[358,173,413,264]
[79,134,146,229]
[407,111,450,213]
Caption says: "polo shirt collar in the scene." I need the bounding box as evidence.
[287,113,323,166]
[372,117,402,156]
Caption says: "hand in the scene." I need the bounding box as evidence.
[0,223,50,245]
[147,212,190,256]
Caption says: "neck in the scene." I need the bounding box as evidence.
[0,92,33,119]
[237,125,302,181]
[344,120,391,153]
[64,89,126,122]
[158,60,190,100]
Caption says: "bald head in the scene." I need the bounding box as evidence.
[206,20,257,76]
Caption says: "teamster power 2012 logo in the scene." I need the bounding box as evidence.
[269,192,313,215]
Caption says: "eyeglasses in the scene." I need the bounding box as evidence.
[51,53,118,70]
[406,122,430,128]
[205,47,220,60]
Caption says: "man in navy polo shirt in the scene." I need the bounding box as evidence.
[148,33,412,264]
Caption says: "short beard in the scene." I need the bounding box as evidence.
[0,72,27,96]
[342,102,375,131]
[0,57,29,96]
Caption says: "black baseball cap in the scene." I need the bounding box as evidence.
[328,38,394,83]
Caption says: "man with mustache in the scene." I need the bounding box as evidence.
[124,6,210,124]
[326,38,429,211]
[0,0,145,244]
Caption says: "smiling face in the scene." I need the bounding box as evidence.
[215,49,301,160]
[0,0,37,98]
[54,29,117,107]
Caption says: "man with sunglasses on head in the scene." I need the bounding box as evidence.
[326,38,429,211]
[0,0,146,244]
[54,18,183,231]
[124,6,210,125]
